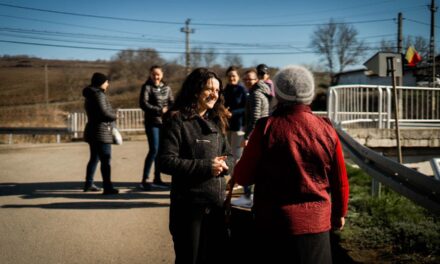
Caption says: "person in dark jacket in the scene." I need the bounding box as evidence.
[159,68,234,264]
[83,72,119,195]
[223,66,248,164]
[139,65,174,190]
[230,69,272,208]
[256,63,277,109]
[233,65,349,263]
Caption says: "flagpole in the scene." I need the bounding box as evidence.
[387,56,403,164]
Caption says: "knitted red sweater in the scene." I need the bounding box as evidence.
[234,104,349,235]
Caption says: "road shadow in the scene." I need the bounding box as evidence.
[3,201,168,210]
[0,181,170,209]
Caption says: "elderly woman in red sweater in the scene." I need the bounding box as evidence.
[233,65,349,264]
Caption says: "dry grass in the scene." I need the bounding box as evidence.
[0,57,332,130]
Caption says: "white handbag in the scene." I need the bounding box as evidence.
[112,126,123,145]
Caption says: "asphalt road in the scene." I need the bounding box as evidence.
[0,141,174,264]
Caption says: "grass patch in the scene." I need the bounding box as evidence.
[340,164,440,263]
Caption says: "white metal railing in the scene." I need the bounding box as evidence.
[68,108,145,138]
[328,85,440,129]
[68,109,329,138]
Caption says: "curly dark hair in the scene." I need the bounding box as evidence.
[170,68,231,134]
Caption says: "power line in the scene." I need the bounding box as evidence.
[0,39,394,55]
[0,3,181,25]
[0,39,321,55]
[0,2,394,28]
[405,17,440,29]
[1,26,403,51]
[191,19,394,27]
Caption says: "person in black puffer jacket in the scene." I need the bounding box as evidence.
[82,72,119,195]
[139,65,174,190]
[159,68,234,264]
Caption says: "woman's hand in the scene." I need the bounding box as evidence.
[211,156,229,177]
[332,217,345,231]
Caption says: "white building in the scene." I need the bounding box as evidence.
[335,68,417,86]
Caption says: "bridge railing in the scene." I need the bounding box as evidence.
[328,85,440,129]
[68,108,145,138]
[328,84,440,214]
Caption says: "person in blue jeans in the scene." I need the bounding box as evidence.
[83,72,119,195]
[139,65,174,190]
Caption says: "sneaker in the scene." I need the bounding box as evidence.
[231,194,253,208]
[139,182,152,191]
[152,180,170,189]
[103,188,119,195]
[83,184,101,192]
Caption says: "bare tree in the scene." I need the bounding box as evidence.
[407,36,429,61]
[223,53,243,68]
[379,39,396,52]
[203,47,218,68]
[310,19,367,84]
[379,36,430,63]
[190,46,203,68]
[109,48,165,84]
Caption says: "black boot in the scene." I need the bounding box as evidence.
[103,188,119,195]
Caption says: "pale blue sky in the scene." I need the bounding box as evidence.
[0,0,436,69]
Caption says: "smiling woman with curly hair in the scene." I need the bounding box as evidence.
[160,68,233,264]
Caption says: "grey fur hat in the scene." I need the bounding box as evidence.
[274,65,315,105]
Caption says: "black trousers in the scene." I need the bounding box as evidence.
[170,204,229,264]
[255,231,332,264]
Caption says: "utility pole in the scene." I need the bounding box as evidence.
[181,19,195,75]
[429,0,437,87]
[397,12,403,86]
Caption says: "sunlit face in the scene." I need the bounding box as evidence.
[150,68,163,85]
[227,70,239,85]
[243,72,258,89]
[197,77,220,114]
[101,80,109,90]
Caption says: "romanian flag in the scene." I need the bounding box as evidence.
[405,46,422,67]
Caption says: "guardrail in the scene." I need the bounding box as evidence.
[328,84,440,214]
[336,127,440,214]
[0,127,70,144]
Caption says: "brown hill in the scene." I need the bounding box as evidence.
[0,56,331,128]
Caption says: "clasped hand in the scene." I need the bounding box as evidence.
[211,156,228,177]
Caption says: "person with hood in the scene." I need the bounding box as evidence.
[139,65,174,190]
[159,68,234,264]
[230,69,271,208]
[82,72,119,195]
[233,65,349,263]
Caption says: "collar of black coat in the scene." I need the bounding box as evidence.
[178,111,218,134]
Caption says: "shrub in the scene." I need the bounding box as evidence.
[341,164,440,262]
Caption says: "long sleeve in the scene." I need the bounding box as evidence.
[221,133,234,176]
[329,137,350,218]
[139,84,161,114]
[167,87,175,108]
[159,116,212,182]
[234,119,265,186]
[94,91,116,122]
